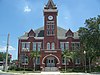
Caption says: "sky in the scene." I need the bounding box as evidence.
[0,0,100,60]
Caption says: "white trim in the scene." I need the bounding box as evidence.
[42,54,60,65]
[45,51,57,53]
[44,9,58,12]
[60,42,69,44]
[71,42,80,43]
[21,42,30,43]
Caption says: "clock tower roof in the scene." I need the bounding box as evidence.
[44,0,57,9]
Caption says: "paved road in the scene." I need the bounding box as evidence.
[0,73,16,75]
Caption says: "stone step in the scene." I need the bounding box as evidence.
[43,67,59,71]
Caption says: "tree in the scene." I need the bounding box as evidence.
[78,15,100,72]
[62,50,73,72]
[0,52,11,63]
[30,50,40,71]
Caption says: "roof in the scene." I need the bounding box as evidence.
[19,26,79,40]
[44,0,57,9]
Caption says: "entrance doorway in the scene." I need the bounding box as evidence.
[46,57,56,67]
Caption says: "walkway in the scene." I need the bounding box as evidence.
[0,70,100,75]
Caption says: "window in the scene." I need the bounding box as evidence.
[36,57,40,64]
[47,30,50,35]
[26,43,30,50]
[47,42,50,50]
[51,30,54,35]
[46,21,54,25]
[51,42,55,50]
[75,58,80,64]
[37,42,41,51]
[22,42,30,51]
[25,56,28,64]
[62,57,69,65]
[20,54,28,65]
[47,25,50,29]
[65,43,69,50]
[71,42,80,50]
[67,33,72,37]
[62,57,65,64]
[51,25,54,29]
[33,42,36,51]
[60,42,64,51]
[22,42,25,49]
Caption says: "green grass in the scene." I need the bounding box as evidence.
[7,70,41,73]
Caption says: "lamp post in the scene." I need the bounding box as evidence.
[65,56,67,72]
[84,51,86,73]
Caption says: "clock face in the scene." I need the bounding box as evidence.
[48,15,53,20]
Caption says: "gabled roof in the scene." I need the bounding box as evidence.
[19,26,79,40]
[66,29,74,37]
[45,0,57,9]
[66,29,73,34]
[28,29,35,37]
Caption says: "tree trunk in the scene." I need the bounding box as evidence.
[89,57,91,72]
[33,58,36,72]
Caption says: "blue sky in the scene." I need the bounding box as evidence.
[0,0,100,60]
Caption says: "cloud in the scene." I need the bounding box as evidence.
[0,45,16,51]
[24,5,31,13]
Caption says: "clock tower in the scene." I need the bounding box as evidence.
[44,0,58,37]
[43,0,58,49]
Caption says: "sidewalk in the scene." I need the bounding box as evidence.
[0,70,100,75]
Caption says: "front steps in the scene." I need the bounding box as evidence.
[43,67,59,72]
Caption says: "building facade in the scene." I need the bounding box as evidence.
[18,0,83,70]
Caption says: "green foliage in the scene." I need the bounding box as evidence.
[8,65,17,70]
[78,15,100,71]
[62,50,83,62]
[93,66,100,72]
[61,67,84,72]
[30,51,40,59]
[0,52,11,62]
[8,65,33,71]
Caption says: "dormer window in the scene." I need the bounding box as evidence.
[67,33,73,37]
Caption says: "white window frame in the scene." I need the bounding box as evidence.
[75,58,80,64]
[36,57,40,64]
[47,30,50,35]
[33,42,36,51]
[71,42,80,50]
[62,57,69,65]
[51,42,55,50]
[37,42,41,51]
[22,42,30,51]
[65,42,69,50]
[47,42,50,50]
[60,42,64,51]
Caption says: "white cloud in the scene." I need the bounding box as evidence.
[0,45,16,51]
[24,5,31,13]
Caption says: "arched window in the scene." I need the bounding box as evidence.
[51,42,55,50]
[47,42,50,50]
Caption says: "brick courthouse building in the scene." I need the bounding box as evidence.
[18,0,83,70]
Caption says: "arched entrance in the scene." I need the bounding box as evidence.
[42,54,60,67]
